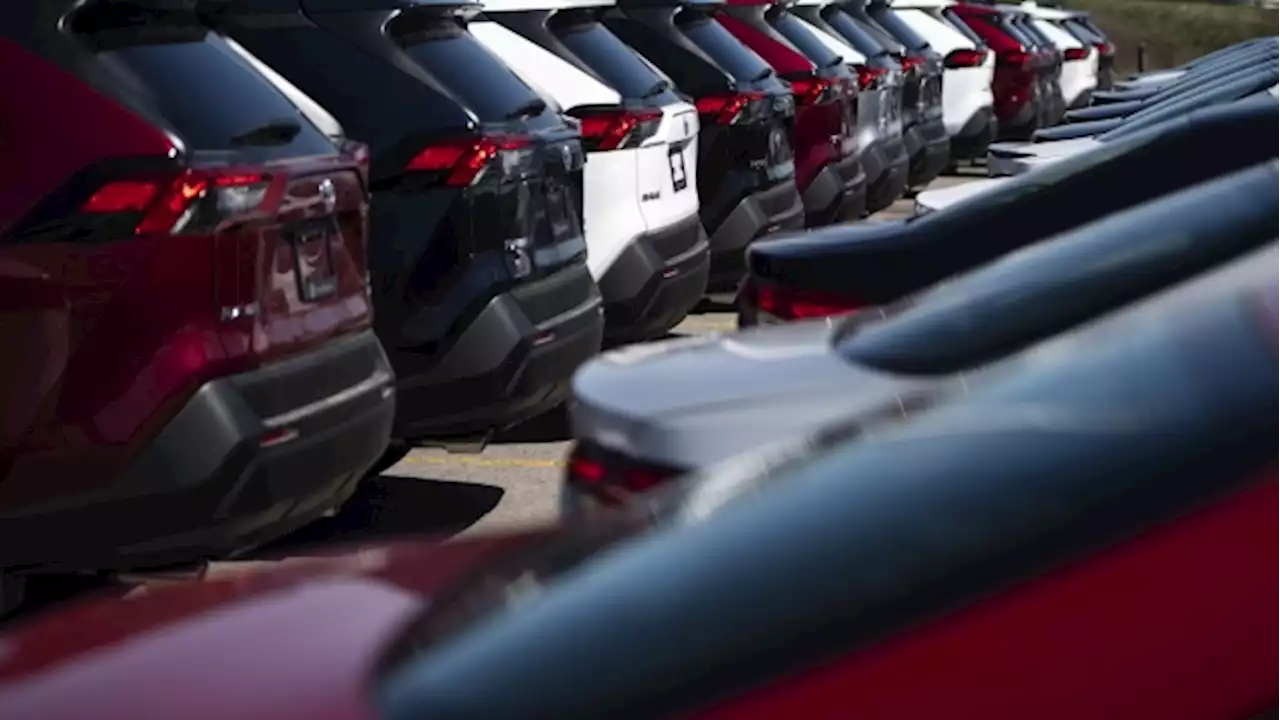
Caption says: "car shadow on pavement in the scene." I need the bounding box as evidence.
[490,403,572,445]
[254,474,505,557]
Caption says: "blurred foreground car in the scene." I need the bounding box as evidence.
[986,72,1278,177]
[0,240,1273,720]
[1114,36,1273,91]
[202,0,605,468]
[563,164,1276,506]
[0,1,397,612]
[741,97,1276,323]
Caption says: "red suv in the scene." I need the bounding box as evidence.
[952,2,1047,139]
[0,2,395,611]
[718,0,867,226]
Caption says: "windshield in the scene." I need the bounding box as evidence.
[676,10,775,81]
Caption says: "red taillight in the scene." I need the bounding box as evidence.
[897,54,925,74]
[1095,41,1114,57]
[1064,47,1089,62]
[790,76,834,107]
[405,134,531,187]
[998,48,1031,69]
[572,107,664,151]
[852,64,888,91]
[944,48,989,69]
[79,169,270,236]
[747,277,864,320]
[696,91,766,126]
[566,445,679,504]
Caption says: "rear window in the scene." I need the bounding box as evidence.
[866,6,929,52]
[823,11,890,58]
[850,14,904,54]
[550,12,669,99]
[770,11,843,68]
[394,16,550,124]
[676,12,775,82]
[68,4,335,157]
[942,8,986,48]
[1061,18,1103,46]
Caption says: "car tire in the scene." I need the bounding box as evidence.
[366,440,412,477]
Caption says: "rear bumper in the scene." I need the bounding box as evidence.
[950,107,997,161]
[996,94,1039,140]
[0,331,396,573]
[599,214,710,343]
[865,136,909,214]
[903,118,951,189]
[706,179,805,292]
[801,152,867,227]
[393,264,604,439]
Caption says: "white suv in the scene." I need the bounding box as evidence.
[472,0,708,343]
[1020,3,1099,110]
[893,0,996,161]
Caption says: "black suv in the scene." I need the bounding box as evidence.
[605,0,804,294]
[199,0,604,466]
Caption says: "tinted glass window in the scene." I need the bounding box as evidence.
[823,11,889,57]
[676,13,774,82]
[942,8,986,48]
[551,13,668,99]
[1062,18,1103,46]
[850,14,905,54]
[69,7,335,157]
[770,12,843,68]
[395,17,547,122]
[866,6,929,51]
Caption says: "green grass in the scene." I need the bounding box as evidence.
[1065,0,1277,73]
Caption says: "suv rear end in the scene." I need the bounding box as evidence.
[476,2,709,343]
[606,0,804,293]
[791,0,910,212]
[893,2,996,163]
[0,0,394,594]
[201,0,604,455]
[719,0,867,226]
[856,0,950,190]
[952,2,1042,139]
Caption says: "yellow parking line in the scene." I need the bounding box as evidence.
[403,454,566,470]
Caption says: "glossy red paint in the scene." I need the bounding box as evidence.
[0,533,549,720]
[715,12,850,194]
[0,44,372,511]
[951,4,1038,126]
[698,473,1279,720]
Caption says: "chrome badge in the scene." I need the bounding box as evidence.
[318,178,337,213]
[560,144,574,171]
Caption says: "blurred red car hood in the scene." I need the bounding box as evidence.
[0,533,552,720]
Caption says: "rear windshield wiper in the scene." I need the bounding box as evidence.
[750,67,773,82]
[229,117,302,147]
[641,79,670,99]
[506,98,547,121]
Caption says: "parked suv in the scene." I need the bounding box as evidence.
[851,0,950,189]
[0,0,396,611]
[893,0,997,162]
[717,0,867,226]
[199,0,605,467]
[952,2,1046,139]
[605,0,804,293]
[791,0,911,211]
[472,0,709,343]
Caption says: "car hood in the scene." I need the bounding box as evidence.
[570,319,936,468]
[0,535,549,720]
[914,177,1011,213]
